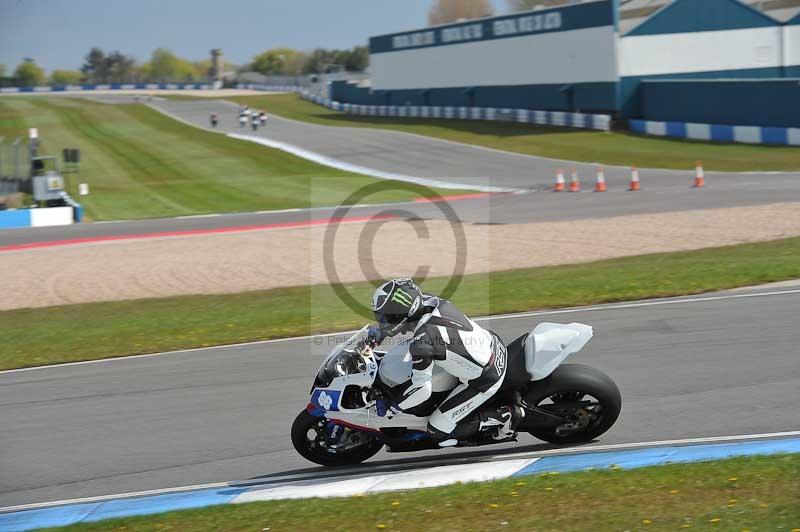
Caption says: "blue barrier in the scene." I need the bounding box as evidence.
[0,202,82,231]
[238,84,612,131]
[0,83,214,94]
[630,118,800,146]
[0,209,31,229]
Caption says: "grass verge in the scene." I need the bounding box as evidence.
[40,454,800,531]
[0,96,459,220]
[3,236,800,370]
[227,93,800,172]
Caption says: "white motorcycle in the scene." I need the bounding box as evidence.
[291,323,621,466]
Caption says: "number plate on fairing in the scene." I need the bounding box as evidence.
[311,389,341,411]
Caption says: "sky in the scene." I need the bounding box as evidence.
[0,0,510,73]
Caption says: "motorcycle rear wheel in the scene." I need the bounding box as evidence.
[291,410,384,467]
[523,364,621,444]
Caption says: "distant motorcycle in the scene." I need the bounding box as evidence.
[292,323,621,466]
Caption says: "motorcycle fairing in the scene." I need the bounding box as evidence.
[524,322,593,380]
[311,389,341,412]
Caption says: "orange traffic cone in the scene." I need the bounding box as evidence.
[554,170,565,192]
[629,166,641,191]
[694,161,705,188]
[568,168,580,192]
[594,167,607,192]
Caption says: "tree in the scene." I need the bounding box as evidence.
[0,64,10,87]
[194,59,213,79]
[174,58,203,81]
[428,0,493,25]
[81,48,137,83]
[14,58,46,87]
[149,48,178,81]
[105,50,136,83]
[506,0,565,12]
[303,48,338,74]
[82,47,108,83]
[282,51,308,75]
[144,49,204,82]
[250,48,305,75]
[49,70,83,85]
[338,46,368,72]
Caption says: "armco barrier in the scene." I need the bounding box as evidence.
[630,119,800,146]
[238,84,612,131]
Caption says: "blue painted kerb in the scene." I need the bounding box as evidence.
[1,437,798,531]
[0,487,248,532]
[515,437,800,476]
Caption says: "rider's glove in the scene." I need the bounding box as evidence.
[376,399,401,418]
[366,325,383,348]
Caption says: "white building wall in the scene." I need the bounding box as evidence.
[619,26,784,77]
[371,26,617,91]
[786,24,800,68]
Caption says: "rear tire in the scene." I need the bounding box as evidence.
[523,364,621,444]
[291,410,384,467]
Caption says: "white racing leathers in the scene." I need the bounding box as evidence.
[396,298,508,438]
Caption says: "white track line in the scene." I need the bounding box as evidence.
[478,287,800,322]
[2,287,798,375]
[228,133,512,193]
[2,430,797,514]
[148,102,511,193]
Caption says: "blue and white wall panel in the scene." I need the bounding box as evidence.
[0,206,76,230]
[619,0,786,117]
[786,13,800,76]
[368,0,619,111]
[630,119,800,146]
[620,27,783,79]
[1,83,214,94]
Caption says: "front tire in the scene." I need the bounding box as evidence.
[291,410,384,467]
[523,364,621,444]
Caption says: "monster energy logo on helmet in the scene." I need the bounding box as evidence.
[372,278,423,335]
[392,288,415,306]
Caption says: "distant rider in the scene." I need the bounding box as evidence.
[367,278,523,446]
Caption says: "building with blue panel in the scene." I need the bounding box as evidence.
[787,12,800,76]
[331,0,800,128]
[619,0,788,118]
[345,0,620,114]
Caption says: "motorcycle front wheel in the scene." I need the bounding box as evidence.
[291,410,385,466]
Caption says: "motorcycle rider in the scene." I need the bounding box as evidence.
[367,278,524,446]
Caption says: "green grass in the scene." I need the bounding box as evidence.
[40,454,800,531]
[0,96,461,220]
[227,93,800,172]
[3,236,800,370]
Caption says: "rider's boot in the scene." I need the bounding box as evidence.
[428,415,482,446]
[479,405,525,441]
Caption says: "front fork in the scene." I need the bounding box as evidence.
[324,421,348,449]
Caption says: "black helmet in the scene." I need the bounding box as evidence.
[371,278,423,336]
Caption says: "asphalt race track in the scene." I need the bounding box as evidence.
[2,94,799,510]
[2,285,798,507]
[153,97,800,192]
